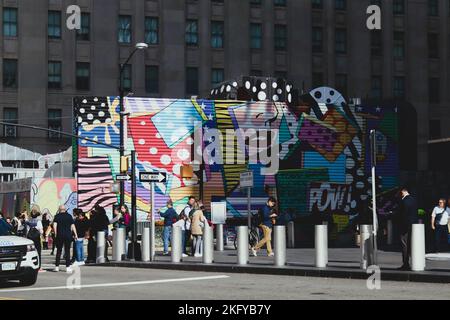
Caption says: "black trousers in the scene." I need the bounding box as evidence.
[435,225,449,253]
[55,238,72,267]
[400,229,411,266]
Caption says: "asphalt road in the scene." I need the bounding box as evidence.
[0,265,449,300]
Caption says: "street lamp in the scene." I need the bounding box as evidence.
[119,42,148,206]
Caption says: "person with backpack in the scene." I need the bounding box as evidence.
[159,200,179,255]
[24,208,44,272]
[251,197,278,257]
[431,198,449,253]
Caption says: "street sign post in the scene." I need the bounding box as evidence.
[369,130,378,265]
[240,171,254,229]
[139,171,168,261]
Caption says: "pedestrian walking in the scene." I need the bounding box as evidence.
[431,199,449,253]
[42,211,52,250]
[182,196,196,255]
[24,207,44,272]
[396,187,419,270]
[190,202,206,257]
[53,205,78,273]
[251,197,278,257]
[159,200,178,255]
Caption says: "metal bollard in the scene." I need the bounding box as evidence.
[274,226,286,266]
[287,221,295,248]
[172,226,182,263]
[202,223,214,264]
[360,225,374,270]
[150,223,155,261]
[96,231,105,264]
[315,225,328,268]
[411,224,426,271]
[216,224,224,252]
[141,227,150,262]
[387,219,393,246]
[237,226,249,265]
[112,228,125,261]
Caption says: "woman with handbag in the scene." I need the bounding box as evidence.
[431,198,449,253]
[190,202,206,258]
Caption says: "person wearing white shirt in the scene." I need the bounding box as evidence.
[431,198,449,253]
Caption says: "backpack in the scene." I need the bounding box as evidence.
[27,226,41,243]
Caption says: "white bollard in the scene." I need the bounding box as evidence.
[315,225,328,268]
[360,225,374,270]
[112,228,125,261]
[411,224,426,271]
[202,223,214,264]
[387,220,393,246]
[216,224,224,252]
[96,231,105,264]
[287,221,295,248]
[172,226,182,263]
[237,226,249,265]
[141,227,150,262]
[274,226,286,266]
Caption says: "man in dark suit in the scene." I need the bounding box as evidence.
[397,187,419,270]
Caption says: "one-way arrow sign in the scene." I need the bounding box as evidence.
[116,174,131,181]
[139,172,167,183]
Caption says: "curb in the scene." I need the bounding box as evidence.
[90,261,450,284]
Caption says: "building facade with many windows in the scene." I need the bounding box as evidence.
[0,0,449,171]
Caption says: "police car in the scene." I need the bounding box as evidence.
[0,234,39,286]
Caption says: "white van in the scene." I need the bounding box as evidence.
[0,233,40,286]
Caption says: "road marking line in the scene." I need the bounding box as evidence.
[0,297,22,300]
[0,275,230,293]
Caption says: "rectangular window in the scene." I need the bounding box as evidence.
[371,76,382,99]
[48,109,62,139]
[393,0,405,15]
[48,11,62,39]
[250,23,262,49]
[118,15,132,44]
[335,0,346,10]
[145,65,159,94]
[371,31,382,56]
[312,72,323,88]
[429,78,440,104]
[145,17,159,45]
[335,74,347,97]
[274,0,286,7]
[428,0,439,16]
[48,61,62,89]
[212,68,224,87]
[393,76,405,99]
[76,13,90,41]
[312,27,323,53]
[274,24,287,51]
[3,8,18,37]
[211,21,224,48]
[121,64,132,92]
[76,62,90,91]
[393,31,405,58]
[335,28,347,54]
[3,108,18,138]
[186,67,199,96]
[312,0,323,9]
[186,19,199,46]
[3,59,18,89]
[428,33,439,59]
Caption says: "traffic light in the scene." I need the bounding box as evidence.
[120,156,129,173]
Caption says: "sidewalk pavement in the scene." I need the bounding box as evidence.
[92,247,450,284]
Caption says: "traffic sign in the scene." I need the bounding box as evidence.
[240,171,253,188]
[116,174,131,181]
[139,172,167,183]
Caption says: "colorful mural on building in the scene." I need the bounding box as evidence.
[73,87,399,230]
[30,178,77,216]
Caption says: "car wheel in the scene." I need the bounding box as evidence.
[19,271,38,287]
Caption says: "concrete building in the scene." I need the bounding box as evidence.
[0,0,448,171]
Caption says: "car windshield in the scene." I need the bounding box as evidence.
[0,219,12,236]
